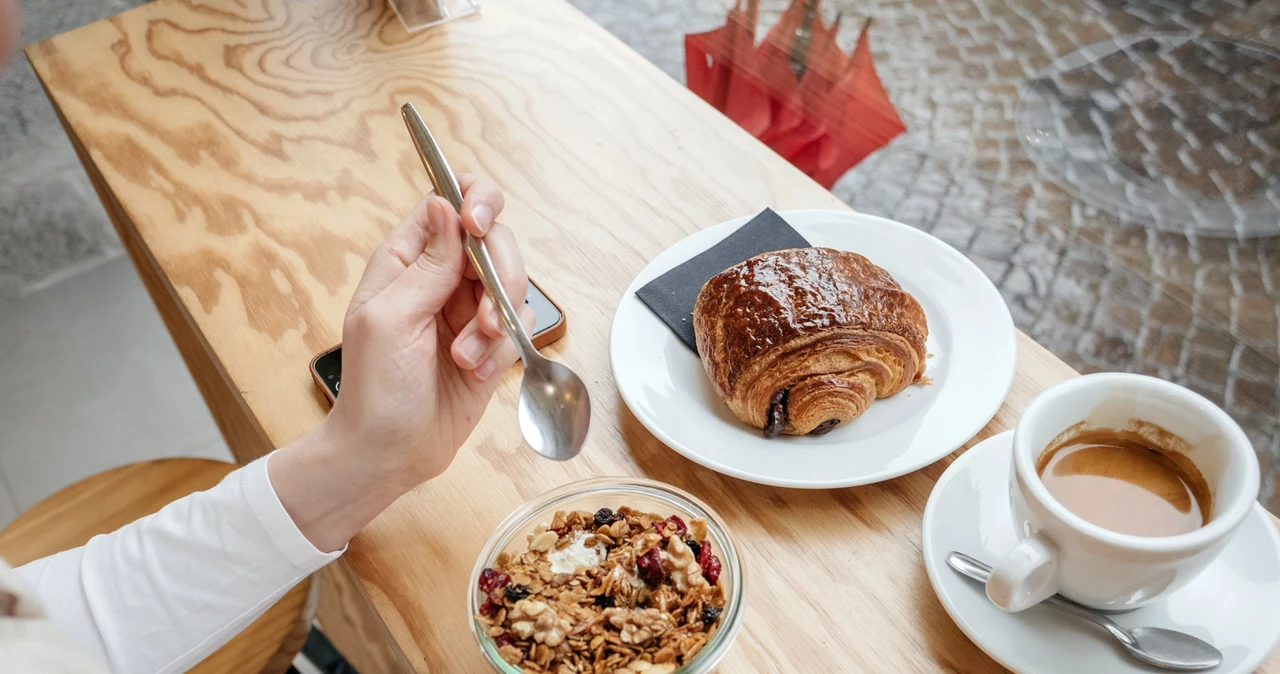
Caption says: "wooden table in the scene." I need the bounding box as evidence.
[26,0,1279,671]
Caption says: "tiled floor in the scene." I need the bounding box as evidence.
[0,255,231,526]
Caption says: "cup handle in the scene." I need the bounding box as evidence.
[986,534,1058,612]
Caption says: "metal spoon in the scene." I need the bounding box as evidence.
[947,552,1222,671]
[401,103,590,460]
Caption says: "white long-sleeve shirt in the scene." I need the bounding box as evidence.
[0,454,342,673]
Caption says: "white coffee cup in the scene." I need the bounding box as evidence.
[987,373,1260,612]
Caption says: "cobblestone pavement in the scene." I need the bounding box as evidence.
[570,0,1280,512]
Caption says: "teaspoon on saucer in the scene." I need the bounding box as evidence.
[401,103,591,461]
[947,551,1222,671]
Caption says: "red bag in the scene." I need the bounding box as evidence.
[685,2,905,188]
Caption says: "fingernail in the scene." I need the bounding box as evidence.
[475,358,498,381]
[470,204,493,235]
[457,333,486,365]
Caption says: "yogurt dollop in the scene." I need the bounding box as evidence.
[547,530,606,574]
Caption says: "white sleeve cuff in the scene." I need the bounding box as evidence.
[247,453,346,566]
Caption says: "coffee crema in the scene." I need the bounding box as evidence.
[1036,428,1212,537]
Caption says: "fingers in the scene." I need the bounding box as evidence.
[473,223,528,339]
[346,175,509,327]
[449,290,521,371]
[457,305,535,383]
[378,197,466,319]
[458,173,505,237]
[347,196,435,315]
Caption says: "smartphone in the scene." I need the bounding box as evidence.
[310,279,566,404]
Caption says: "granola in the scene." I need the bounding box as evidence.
[475,507,727,673]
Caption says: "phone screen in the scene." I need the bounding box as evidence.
[312,280,563,403]
[313,346,342,400]
[525,279,562,336]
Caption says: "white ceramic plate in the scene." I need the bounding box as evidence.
[610,210,1016,488]
[923,431,1280,673]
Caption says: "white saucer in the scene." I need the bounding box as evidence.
[610,209,1016,488]
[922,431,1280,673]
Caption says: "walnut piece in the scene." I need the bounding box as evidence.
[664,536,706,592]
[528,530,559,553]
[605,607,672,646]
[689,517,708,541]
[508,599,570,646]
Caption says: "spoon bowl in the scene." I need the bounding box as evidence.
[1124,627,1225,672]
[518,354,592,460]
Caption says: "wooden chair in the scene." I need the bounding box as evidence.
[0,458,318,674]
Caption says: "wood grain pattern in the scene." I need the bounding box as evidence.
[0,459,312,674]
[25,0,1279,671]
[316,560,416,674]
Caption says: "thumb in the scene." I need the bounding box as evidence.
[380,196,466,319]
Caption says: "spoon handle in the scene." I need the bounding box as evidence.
[946,552,1134,645]
[401,103,536,358]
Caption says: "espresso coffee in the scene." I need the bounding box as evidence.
[1036,429,1212,537]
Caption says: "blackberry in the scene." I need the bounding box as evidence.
[701,605,723,625]
[594,508,620,528]
[593,595,615,608]
[504,584,531,602]
[686,539,702,558]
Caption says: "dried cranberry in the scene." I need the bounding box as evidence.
[593,594,615,608]
[479,598,498,616]
[685,539,702,559]
[700,605,723,625]
[636,547,666,585]
[504,584,531,602]
[702,554,722,586]
[661,515,688,538]
[494,634,513,648]
[478,568,511,594]
[594,508,621,528]
[697,539,713,567]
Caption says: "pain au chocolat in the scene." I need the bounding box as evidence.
[692,247,928,437]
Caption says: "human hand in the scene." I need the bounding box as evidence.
[328,175,535,486]
[271,176,534,551]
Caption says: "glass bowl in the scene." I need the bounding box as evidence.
[468,478,746,673]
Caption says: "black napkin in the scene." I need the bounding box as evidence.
[635,208,810,353]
